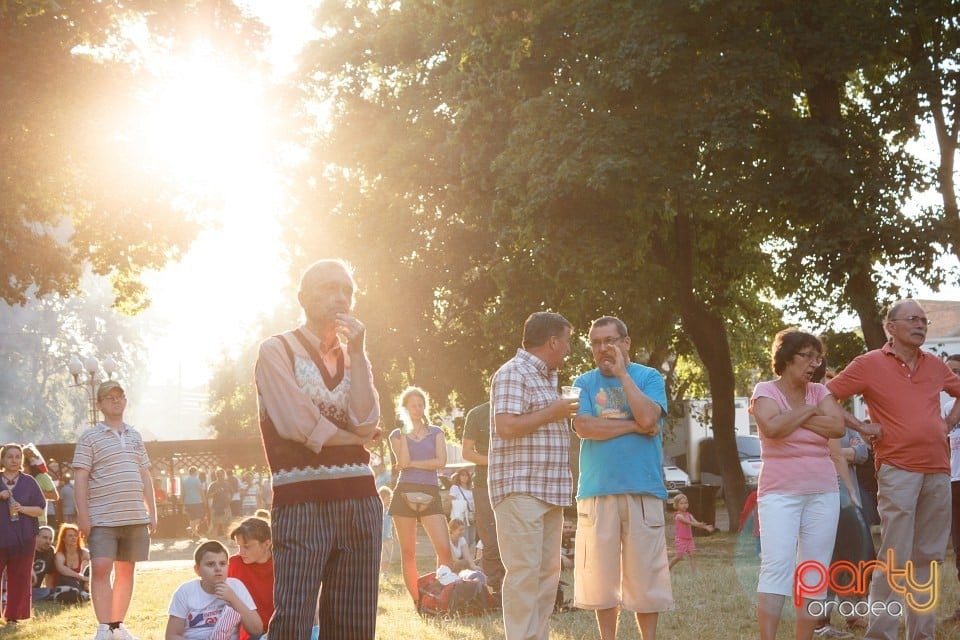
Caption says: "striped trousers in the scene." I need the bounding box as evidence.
[270,496,383,639]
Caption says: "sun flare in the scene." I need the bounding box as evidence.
[131,42,273,203]
[117,38,294,393]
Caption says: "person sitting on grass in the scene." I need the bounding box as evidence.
[165,540,262,640]
[669,493,715,572]
[448,518,479,573]
[54,523,90,599]
[227,518,273,640]
[32,526,57,601]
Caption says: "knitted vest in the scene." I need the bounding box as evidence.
[258,330,376,506]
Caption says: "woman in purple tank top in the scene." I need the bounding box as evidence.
[387,386,455,605]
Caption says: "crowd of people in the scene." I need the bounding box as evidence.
[5,259,960,640]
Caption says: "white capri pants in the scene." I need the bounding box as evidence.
[757,491,839,598]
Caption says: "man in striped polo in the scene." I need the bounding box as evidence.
[73,380,157,640]
[255,259,382,639]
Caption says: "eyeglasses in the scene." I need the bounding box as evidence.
[589,336,625,350]
[796,351,823,365]
[890,315,930,327]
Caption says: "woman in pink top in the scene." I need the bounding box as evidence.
[750,329,845,640]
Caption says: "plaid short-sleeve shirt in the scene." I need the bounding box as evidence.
[488,349,572,507]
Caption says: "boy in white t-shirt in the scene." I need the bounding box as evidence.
[165,541,262,640]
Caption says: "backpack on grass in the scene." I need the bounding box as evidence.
[51,585,85,605]
[416,572,493,617]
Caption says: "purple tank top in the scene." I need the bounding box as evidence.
[394,426,442,486]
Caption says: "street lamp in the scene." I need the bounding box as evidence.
[68,355,118,426]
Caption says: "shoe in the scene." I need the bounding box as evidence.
[112,624,139,640]
[92,624,113,640]
[813,625,853,639]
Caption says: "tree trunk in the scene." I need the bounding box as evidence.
[845,267,886,350]
[798,38,886,352]
[672,206,746,530]
[906,21,960,259]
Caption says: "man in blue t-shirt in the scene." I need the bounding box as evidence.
[572,316,674,640]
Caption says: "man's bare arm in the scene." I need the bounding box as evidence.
[495,398,577,439]
[461,437,487,465]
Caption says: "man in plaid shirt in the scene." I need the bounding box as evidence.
[489,311,579,640]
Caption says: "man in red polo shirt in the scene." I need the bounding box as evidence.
[828,299,960,640]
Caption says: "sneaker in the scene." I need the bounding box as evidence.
[92,624,113,640]
[112,624,139,640]
[813,625,853,639]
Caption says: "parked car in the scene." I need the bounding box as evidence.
[698,434,762,491]
[663,458,691,497]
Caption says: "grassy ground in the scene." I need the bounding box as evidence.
[7,530,960,639]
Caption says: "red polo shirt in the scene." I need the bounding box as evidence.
[827,343,960,474]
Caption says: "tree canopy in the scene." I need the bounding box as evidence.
[0,0,265,311]
[267,0,960,523]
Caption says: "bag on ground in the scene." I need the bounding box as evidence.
[417,572,493,616]
[52,585,84,605]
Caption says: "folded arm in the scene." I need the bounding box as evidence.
[753,394,844,441]
[753,397,818,439]
[573,415,646,440]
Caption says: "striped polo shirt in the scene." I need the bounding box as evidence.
[72,422,152,527]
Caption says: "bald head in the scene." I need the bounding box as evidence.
[298,259,356,329]
[299,259,354,295]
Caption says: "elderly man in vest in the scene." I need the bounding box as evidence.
[255,259,382,639]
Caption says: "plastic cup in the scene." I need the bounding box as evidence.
[561,386,580,400]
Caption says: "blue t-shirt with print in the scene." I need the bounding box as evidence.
[573,363,668,500]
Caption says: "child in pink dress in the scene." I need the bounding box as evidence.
[669,494,715,572]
